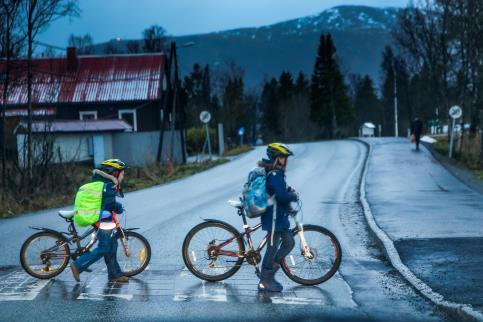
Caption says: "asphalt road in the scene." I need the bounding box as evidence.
[364,137,483,317]
[0,140,449,321]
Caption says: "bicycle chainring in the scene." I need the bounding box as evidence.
[245,250,261,266]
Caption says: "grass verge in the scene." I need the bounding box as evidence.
[224,145,253,157]
[430,135,483,179]
[0,159,228,219]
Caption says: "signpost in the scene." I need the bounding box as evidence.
[238,127,245,145]
[199,111,212,160]
[448,105,462,159]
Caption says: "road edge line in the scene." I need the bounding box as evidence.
[355,138,483,322]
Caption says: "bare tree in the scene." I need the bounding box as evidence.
[143,25,167,53]
[68,33,93,54]
[126,40,140,54]
[22,0,78,181]
[1,0,25,198]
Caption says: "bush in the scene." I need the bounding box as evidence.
[186,127,217,155]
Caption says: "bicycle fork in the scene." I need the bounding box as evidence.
[295,220,314,260]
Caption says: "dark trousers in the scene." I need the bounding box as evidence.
[262,230,295,270]
[415,134,421,150]
[74,229,123,280]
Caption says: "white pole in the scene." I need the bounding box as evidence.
[449,117,456,158]
[394,70,398,137]
[217,123,224,156]
[205,123,212,159]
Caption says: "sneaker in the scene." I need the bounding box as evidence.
[109,275,129,283]
[70,263,80,283]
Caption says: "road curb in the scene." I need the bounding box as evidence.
[355,138,483,322]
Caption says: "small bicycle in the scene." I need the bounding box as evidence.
[20,210,151,279]
[182,199,342,286]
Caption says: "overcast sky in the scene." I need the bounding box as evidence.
[39,0,408,47]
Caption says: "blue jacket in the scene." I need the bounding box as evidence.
[92,173,123,221]
[260,167,297,232]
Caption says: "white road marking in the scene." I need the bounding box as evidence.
[77,293,133,301]
[270,296,325,305]
[174,281,227,302]
[0,271,50,301]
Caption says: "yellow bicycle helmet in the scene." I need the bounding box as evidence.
[100,159,127,173]
[266,143,294,160]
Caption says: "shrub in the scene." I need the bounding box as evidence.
[186,127,217,155]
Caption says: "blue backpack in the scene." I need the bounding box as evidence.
[242,167,274,218]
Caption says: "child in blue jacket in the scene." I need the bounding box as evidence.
[258,143,298,292]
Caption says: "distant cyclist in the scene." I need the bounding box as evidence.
[257,143,298,292]
[70,159,129,283]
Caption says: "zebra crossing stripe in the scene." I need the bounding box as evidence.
[0,271,50,301]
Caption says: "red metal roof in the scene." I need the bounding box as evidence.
[16,119,133,133]
[0,53,165,105]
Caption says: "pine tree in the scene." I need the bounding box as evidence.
[380,46,395,136]
[260,78,280,141]
[354,75,382,133]
[310,33,354,139]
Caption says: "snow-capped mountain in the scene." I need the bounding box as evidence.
[98,5,401,87]
[174,5,400,87]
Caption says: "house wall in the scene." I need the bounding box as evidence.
[16,130,183,167]
[112,130,183,166]
[16,133,92,166]
[56,101,162,132]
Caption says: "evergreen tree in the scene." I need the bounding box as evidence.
[183,63,212,127]
[354,75,382,133]
[260,78,280,141]
[380,46,395,136]
[310,33,354,139]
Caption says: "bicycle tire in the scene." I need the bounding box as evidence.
[117,230,151,277]
[282,224,342,286]
[182,221,245,282]
[20,231,71,279]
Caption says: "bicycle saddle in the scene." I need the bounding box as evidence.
[58,210,74,219]
[228,200,243,209]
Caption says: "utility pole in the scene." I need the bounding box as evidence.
[393,61,399,137]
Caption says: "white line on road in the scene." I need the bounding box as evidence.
[0,271,50,301]
[77,293,133,301]
[269,296,325,305]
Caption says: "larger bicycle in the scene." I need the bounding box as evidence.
[182,199,341,286]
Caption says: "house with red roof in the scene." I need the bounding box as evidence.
[1,48,184,166]
[1,48,167,132]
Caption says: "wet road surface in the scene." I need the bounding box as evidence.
[0,140,448,321]
[364,137,483,318]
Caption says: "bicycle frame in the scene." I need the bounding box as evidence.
[29,212,137,261]
[215,203,313,266]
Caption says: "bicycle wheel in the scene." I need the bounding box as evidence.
[182,221,245,282]
[282,225,342,286]
[117,230,151,277]
[20,231,71,279]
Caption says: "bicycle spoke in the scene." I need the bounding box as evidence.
[184,224,243,279]
[284,228,341,284]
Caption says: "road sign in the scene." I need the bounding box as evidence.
[448,105,462,159]
[199,111,212,160]
[238,127,245,136]
[199,111,211,124]
[449,105,462,119]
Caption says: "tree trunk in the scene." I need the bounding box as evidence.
[27,18,33,181]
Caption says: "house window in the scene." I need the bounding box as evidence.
[80,111,97,120]
[118,109,137,131]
